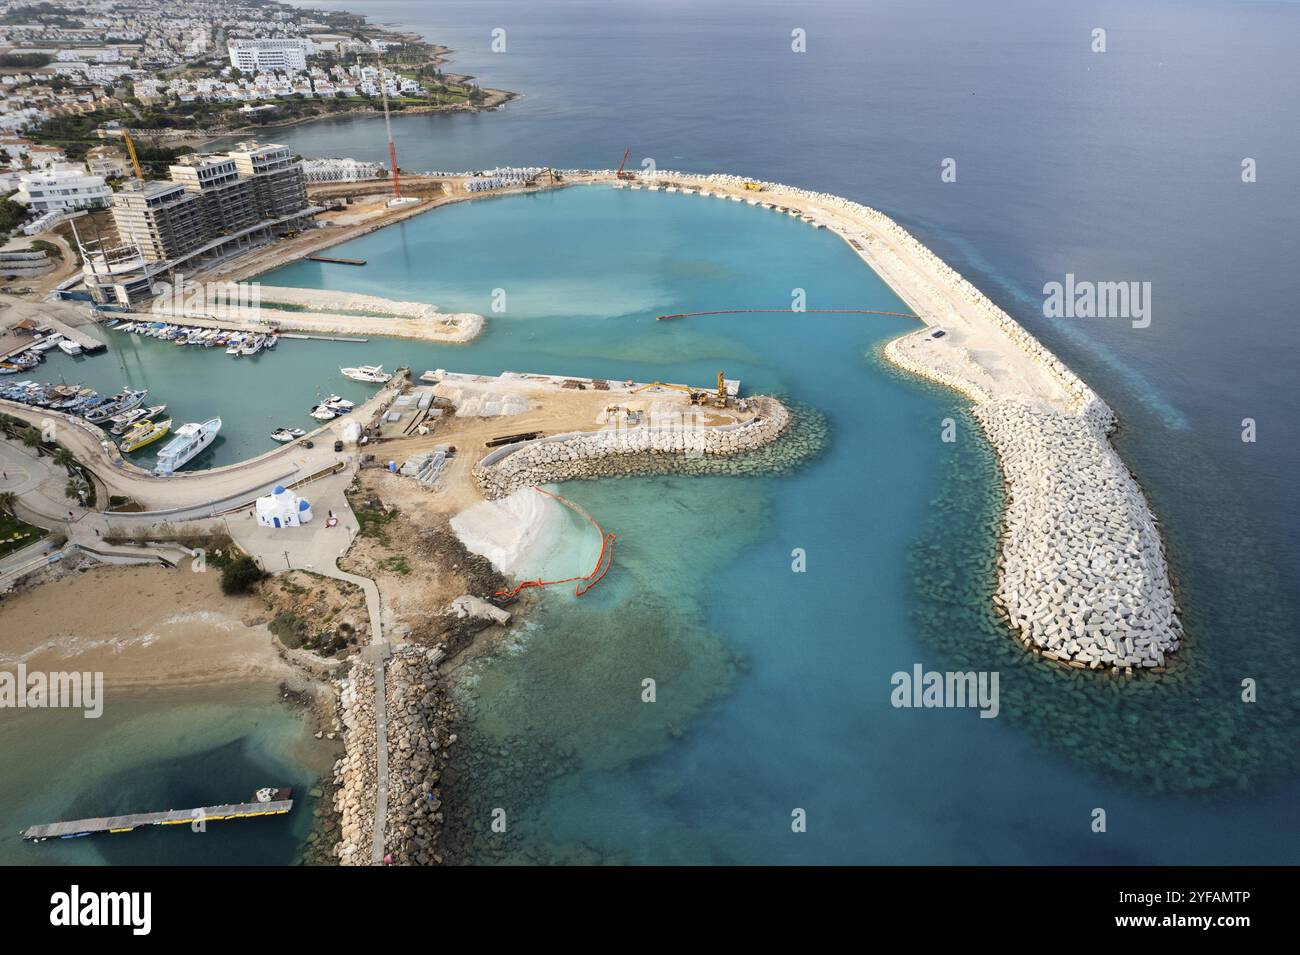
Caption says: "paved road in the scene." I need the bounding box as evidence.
[0,376,403,512]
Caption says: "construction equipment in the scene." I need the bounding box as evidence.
[632,380,709,404]
[375,48,401,200]
[122,129,143,179]
[742,181,764,191]
[632,372,730,408]
[616,147,636,181]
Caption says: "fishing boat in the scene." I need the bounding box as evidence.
[270,427,306,443]
[57,339,82,356]
[225,337,243,356]
[85,389,147,425]
[120,418,171,453]
[153,417,221,475]
[239,335,264,357]
[341,364,391,384]
[30,334,63,352]
[0,362,20,375]
[309,404,337,421]
[109,404,166,435]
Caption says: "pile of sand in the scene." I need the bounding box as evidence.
[449,487,562,576]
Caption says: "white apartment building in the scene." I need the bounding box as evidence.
[228,38,313,72]
[15,163,111,212]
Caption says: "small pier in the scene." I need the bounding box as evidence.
[278,332,369,343]
[307,255,367,266]
[23,789,293,841]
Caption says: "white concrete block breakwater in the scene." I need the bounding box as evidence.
[473,396,791,499]
[612,170,1181,670]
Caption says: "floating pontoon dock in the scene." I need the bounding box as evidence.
[22,790,293,842]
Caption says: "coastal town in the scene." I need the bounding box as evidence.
[0,0,1195,880]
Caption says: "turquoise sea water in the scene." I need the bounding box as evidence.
[22,178,1300,864]
[249,186,1294,864]
[0,683,329,865]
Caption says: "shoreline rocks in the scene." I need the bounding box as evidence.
[472,395,792,499]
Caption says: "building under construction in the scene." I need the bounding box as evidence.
[82,141,317,306]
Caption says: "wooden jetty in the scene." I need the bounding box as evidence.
[307,255,367,266]
[23,788,293,842]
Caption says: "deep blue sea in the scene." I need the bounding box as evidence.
[233,0,1300,864]
[33,0,1293,865]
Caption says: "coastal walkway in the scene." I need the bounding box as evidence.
[224,469,392,864]
[0,376,404,512]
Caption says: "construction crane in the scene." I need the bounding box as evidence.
[376,48,402,200]
[631,371,729,408]
[615,147,636,181]
[122,128,144,179]
[632,380,708,404]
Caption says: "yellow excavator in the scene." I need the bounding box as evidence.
[632,371,728,408]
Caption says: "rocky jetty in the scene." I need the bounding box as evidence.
[378,647,457,865]
[473,396,792,499]
[332,647,457,865]
[332,659,377,865]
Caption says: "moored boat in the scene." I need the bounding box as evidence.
[120,418,172,453]
[341,364,391,383]
[153,417,221,475]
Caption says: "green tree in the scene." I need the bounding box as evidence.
[0,490,17,517]
[65,477,88,502]
[52,447,76,475]
[221,554,265,595]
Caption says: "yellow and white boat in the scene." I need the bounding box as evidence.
[119,418,171,453]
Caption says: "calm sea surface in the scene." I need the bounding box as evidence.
[14,0,1297,864]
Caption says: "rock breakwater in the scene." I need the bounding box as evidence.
[613,171,1182,670]
[472,396,798,499]
[332,646,456,865]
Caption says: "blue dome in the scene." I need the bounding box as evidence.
[298,499,310,510]
[272,485,286,494]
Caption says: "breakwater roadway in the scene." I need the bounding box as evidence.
[576,170,1181,670]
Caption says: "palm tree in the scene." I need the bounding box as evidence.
[21,429,42,455]
[65,477,88,503]
[53,447,76,475]
[0,490,16,517]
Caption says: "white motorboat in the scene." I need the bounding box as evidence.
[340,364,391,384]
[270,427,307,443]
[309,405,337,421]
[109,404,167,435]
[153,417,221,475]
[57,339,83,356]
[30,334,63,352]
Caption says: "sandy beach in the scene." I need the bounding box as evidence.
[0,564,308,690]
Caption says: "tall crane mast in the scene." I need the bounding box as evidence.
[376,48,401,200]
[122,128,144,179]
